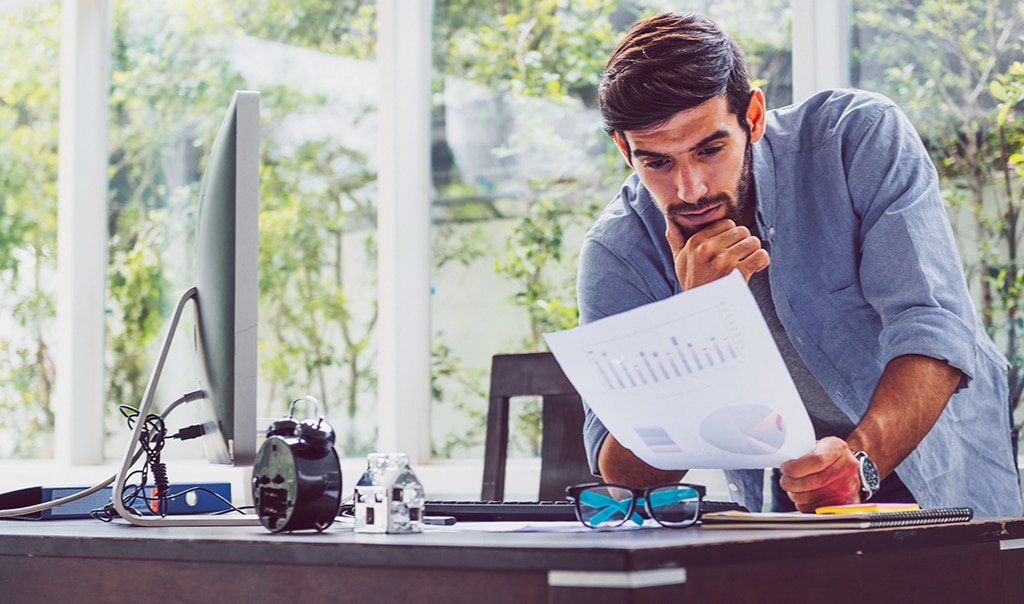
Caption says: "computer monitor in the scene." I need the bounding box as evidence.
[193,90,259,468]
[112,90,262,526]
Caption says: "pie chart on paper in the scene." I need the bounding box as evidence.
[698,403,787,455]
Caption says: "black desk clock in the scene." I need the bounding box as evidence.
[251,396,342,532]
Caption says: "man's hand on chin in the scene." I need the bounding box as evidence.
[666,218,769,291]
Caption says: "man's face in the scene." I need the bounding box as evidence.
[615,94,763,239]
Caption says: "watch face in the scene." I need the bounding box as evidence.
[857,452,881,494]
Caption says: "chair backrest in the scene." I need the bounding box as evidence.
[481,352,597,501]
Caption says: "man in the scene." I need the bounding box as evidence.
[578,11,1023,516]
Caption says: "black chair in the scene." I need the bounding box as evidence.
[481,352,597,501]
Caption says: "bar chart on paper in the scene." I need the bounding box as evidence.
[585,305,742,392]
[544,271,816,469]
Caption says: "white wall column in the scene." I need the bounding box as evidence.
[54,0,110,464]
[791,0,850,102]
[375,0,433,463]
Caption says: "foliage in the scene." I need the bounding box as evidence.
[104,0,382,453]
[235,0,375,56]
[494,195,578,349]
[0,0,381,459]
[852,0,1024,417]
[435,0,620,104]
[0,4,61,457]
[104,0,246,425]
[431,0,626,456]
[990,60,1024,412]
[238,1,380,452]
[257,109,378,454]
[429,340,488,457]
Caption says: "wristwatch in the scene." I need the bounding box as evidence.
[853,451,881,501]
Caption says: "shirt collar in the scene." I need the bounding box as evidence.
[752,136,776,241]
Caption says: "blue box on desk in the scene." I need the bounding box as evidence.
[0,483,233,519]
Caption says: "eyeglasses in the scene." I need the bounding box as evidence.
[565,482,705,529]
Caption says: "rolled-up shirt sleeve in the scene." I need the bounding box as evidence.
[849,103,980,384]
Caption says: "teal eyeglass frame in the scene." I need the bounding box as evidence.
[565,482,706,529]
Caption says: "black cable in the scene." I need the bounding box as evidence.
[140,414,169,516]
[96,410,171,519]
[81,391,210,521]
[169,424,206,441]
[169,486,249,516]
[94,389,245,521]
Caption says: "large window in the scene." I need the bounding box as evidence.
[101,1,381,457]
[0,2,60,458]
[0,0,383,462]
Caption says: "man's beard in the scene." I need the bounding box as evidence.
[668,142,755,239]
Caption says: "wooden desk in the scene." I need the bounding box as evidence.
[1,516,1022,603]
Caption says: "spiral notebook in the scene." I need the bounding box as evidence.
[699,507,974,530]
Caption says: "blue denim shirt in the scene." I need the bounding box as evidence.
[578,89,1022,517]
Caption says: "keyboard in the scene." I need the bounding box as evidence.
[423,499,747,522]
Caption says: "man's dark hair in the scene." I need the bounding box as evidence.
[597,12,751,136]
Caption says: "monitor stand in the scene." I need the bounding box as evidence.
[111,286,260,527]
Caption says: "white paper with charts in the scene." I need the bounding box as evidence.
[543,271,815,470]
